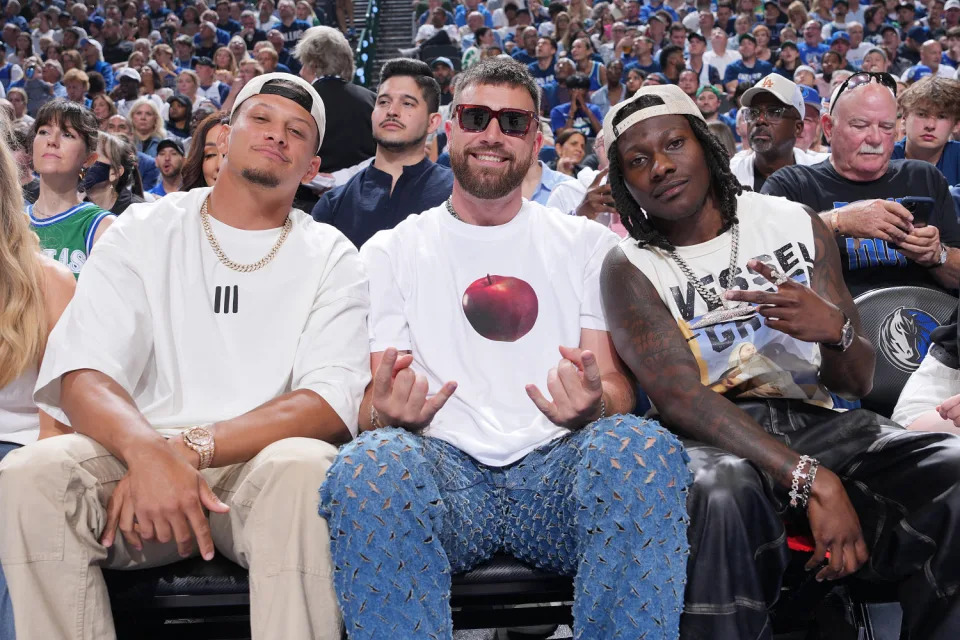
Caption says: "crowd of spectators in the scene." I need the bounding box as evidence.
[4,0,960,637]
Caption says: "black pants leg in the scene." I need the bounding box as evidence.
[677,400,960,640]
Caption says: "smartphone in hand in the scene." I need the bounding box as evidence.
[901,196,936,227]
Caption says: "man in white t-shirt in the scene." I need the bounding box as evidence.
[0,73,370,640]
[703,27,742,80]
[318,58,691,639]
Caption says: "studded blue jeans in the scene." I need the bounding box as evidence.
[319,415,692,640]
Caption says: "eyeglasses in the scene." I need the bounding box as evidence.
[454,104,537,137]
[829,71,897,114]
[743,105,799,123]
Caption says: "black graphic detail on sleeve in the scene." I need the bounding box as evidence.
[213,285,240,314]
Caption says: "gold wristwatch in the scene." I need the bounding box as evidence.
[182,424,215,470]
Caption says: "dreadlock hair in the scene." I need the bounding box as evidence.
[606,94,742,251]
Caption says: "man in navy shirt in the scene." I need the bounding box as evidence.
[312,59,453,248]
[215,0,243,35]
[277,0,312,50]
[511,26,538,65]
[527,36,557,86]
[724,34,775,94]
[549,73,603,136]
[798,19,830,71]
[893,75,960,185]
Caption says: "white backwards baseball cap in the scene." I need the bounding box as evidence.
[602,84,705,157]
[231,72,326,152]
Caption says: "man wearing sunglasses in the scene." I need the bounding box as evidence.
[318,58,692,639]
[763,71,960,297]
[730,74,829,190]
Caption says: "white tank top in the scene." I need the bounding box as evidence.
[0,364,40,445]
[619,191,833,408]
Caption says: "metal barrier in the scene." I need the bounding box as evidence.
[353,0,379,87]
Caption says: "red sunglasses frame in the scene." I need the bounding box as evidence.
[454,104,538,138]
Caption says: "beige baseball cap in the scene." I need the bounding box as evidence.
[740,73,805,117]
[602,84,705,157]
[231,72,326,152]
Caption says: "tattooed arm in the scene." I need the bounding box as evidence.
[807,211,875,398]
[601,246,869,580]
[600,246,802,488]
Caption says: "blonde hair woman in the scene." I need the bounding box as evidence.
[128,97,166,157]
[213,46,239,76]
[0,110,76,640]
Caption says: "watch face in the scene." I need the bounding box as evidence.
[187,428,213,446]
[841,323,855,349]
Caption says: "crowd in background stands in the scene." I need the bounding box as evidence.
[2,0,960,218]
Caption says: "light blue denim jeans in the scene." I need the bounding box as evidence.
[319,415,692,639]
[0,441,20,640]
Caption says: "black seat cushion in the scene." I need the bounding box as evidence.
[106,553,572,609]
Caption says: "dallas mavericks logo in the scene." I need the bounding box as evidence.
[878,308,938,373]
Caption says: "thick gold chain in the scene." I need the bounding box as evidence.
[200,196,292,273]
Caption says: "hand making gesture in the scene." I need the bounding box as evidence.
[723,259,847,344]
[526,346,604,429]
[371,347,458,432]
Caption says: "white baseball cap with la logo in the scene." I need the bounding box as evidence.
[740,73,806,118]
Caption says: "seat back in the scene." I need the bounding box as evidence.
[853,286,956,417]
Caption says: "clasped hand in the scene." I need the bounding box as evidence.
[723,260,846,344]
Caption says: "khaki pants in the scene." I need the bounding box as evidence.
[0,434,342,640]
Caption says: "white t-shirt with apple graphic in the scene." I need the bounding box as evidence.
[361,199,620,466]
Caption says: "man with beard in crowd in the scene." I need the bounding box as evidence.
[149,138,185,196]
[730,74,828,189]
[312,59,453,248]
[431,57,455,106]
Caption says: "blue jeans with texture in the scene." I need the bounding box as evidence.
[0,441,20,640]
[319,415,692,640]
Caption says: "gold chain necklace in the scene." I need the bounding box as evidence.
[200,196,292,273]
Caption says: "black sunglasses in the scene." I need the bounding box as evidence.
[454,104,537,137]
[829,71,897,114]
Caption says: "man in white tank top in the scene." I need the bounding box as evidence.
[599,84,960,639]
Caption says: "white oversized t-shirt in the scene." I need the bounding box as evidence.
[35,188,371,435]
[362,200,620,466]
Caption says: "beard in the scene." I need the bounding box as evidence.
[241,167,281,188]
[374,121,429,152]
[449,143,533,200]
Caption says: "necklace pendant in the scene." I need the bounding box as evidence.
[689,303,757,330]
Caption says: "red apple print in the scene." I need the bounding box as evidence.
[462,274,539,342]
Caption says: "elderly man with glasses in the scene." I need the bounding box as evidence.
[763,71,960,297]
[730,73,829,190]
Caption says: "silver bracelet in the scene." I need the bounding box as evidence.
[597,395,606,421]
[788,455,819,509]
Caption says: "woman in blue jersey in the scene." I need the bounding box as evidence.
[570,36,606,91]
[27,99,115,278]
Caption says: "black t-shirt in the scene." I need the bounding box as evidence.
[312,77,376,173]
[762,159,960,297]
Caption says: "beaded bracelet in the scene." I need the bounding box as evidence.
[788,455,820,509]
[370,404,383,429]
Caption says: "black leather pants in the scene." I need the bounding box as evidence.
[676,399,960,640]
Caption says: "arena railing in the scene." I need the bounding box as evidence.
[353,0,380,87]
